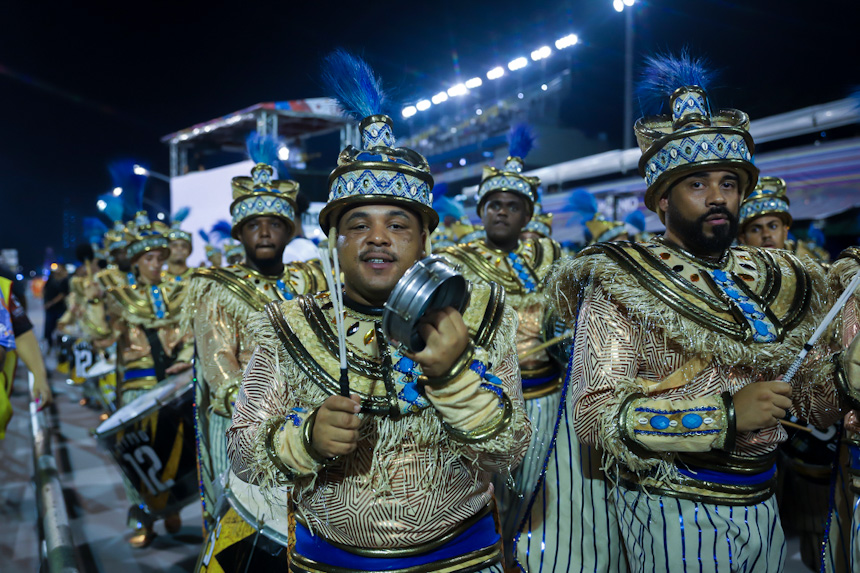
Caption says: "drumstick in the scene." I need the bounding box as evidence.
[519,332,572,359]
[783,272,860,384]
[318,246,349,397]
[780,419,813,433]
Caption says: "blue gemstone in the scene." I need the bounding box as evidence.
[753,320,771,335]
[682,413,703,429]
[650,415,670,430]
[513,263,523,271]
[394,356,415,373]
[724,288,741,300]
[739,302,756,314]
[712,270,727,282]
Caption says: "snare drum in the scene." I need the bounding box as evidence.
[196,470,291,572]
[94,370,198,519]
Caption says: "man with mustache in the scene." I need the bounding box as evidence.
[548,53,860,572]
[181,134,325,571]
[439,127,610,571]
[227,51,530,573]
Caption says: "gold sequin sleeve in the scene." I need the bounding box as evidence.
[192,296,245,412]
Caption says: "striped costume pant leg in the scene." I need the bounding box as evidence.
[821,452,858,573]
[514,392,625,572]
[495,390,562,561]
[118,388,152,528]
[616,487,785,573]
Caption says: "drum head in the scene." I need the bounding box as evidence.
[95,369,193,436]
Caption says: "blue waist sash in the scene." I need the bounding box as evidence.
[521,372,560,390]
[678,463,777,486]
[124,368,156,381]
[294,511,499,571]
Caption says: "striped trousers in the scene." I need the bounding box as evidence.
[514,383,626,572]
[194,379,231,526]
[616,487,785,573]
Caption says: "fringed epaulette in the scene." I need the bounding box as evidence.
[830,247,860,293]
[180,266,272,336]
[549,241,829,374]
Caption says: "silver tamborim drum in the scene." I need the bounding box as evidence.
[382,255,469,353]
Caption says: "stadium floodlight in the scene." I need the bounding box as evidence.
[465,77,483,89]
[475,108,483,116]
[613,0,624,11]
[541,84,548,91]
[97,199,107,211]
[555,33,579,49]
[531,46,552,61]
[447,83,469,97]
[507,57,528,71]
[133,164,148,176]
[157,213,166,221]
[431,91,449,105]
[416,99,432,111]
[402,105,418,118]
[112,187,123,197]
[623,0,635,5]
[277,145,290,160]
[487,66,505,80]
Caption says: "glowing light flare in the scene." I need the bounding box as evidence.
[277,145,290,160]
[555,34,579,49]
[97,199,107,211]
[402,106,417,118]
[447,83,468,97]
[112,187,123,197]
[486,66,505,80]
[416,100,432,111]
[465,77,483,89]
[613,0,624,11]
[157,212,165,221]
[531,46,552,61]
[507,57,528,71]
[431,91,449,105]
[133,164,148,176]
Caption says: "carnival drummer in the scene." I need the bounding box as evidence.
[182,133,324,570]
[549,52,860,572]
[85,211,193,548]
[438,126,621,572]
[227,50,529,573]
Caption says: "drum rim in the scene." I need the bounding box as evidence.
[94,375,193,437]
[223,483,291,546]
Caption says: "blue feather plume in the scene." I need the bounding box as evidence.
[172,206,190,224]
[83,217,108,244]
[246,131,289,178]
[807,224,826,247]
[433,196,466,220]
[198,229,210,244]
[434,182,450,197]
[321,49,386,120]
[624,210,646,233]
[210,220,233,242]
[563,189,598,227]
[508,123,536,159]
[98,193,125,223]
[636,49,716,116]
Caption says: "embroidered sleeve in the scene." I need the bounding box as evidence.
[192,298,245,414]
[227,345,317,486]
[570,283,729,472]
[426,305,531,474]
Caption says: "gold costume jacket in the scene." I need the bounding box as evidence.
[181,262,326,416]
[550,239,844,504]
[226,283,531,551]
[87,277,193,394]
[439,238,562,398]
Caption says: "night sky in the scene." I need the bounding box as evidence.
[2,1,857,271]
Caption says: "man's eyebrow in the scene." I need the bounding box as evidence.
[343,211,369,223]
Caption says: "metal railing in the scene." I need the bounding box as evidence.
[30,372,80,573]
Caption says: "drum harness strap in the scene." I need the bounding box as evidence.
[142,327,179,381]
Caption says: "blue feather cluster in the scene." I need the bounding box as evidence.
[321,49,386,120]
[97,193,125,223]
[210,220,233,242]
[433,195,466,220]
[508,123,536,159]
[246,131,289,178]
[624,210,646,232]
[83,217,108,244]
[563,189,598,227]
[636,49,715,116]
[807,224,826,247]
[172,206,190,224]
[198,229,210,244]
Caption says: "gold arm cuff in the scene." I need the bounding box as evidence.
[264,416,297,480]
[441,392,513,443]
[418,344,474,388]
[218,381,241,416]
[301,407,337,464]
